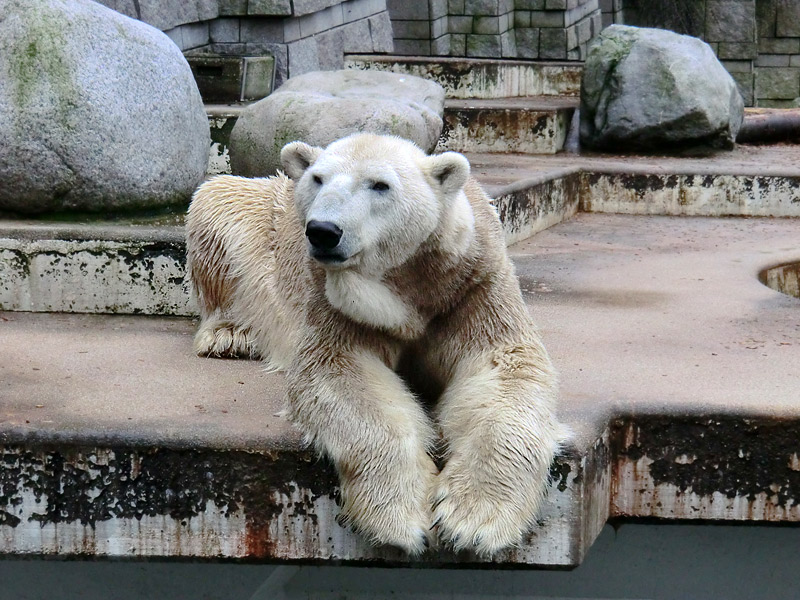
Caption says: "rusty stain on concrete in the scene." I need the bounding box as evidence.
[0,441,583,566]
[612,417,800,521]
[0,444,338,560]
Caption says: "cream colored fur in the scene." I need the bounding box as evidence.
[186,134,565,556]
[324,270,413,330]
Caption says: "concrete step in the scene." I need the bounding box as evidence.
[0,174,576,316]
[206,95,579,175]
[344,54,583,99]
[206,104,800,175]
[2,214,798,566]
[204,57,584,172]
[437,96,578,155]
[4,145,800,317]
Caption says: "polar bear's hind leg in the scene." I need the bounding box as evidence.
[194,308,258,359]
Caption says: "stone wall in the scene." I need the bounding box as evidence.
[385,0,800,107]
[756,0,800,107]
[449,0,517,58]
[386,0,602,60]
[97,0,394,85]
[599,0,625,27]
[387,0,517,58]
[515,0,603,59]
[101,0,799,106]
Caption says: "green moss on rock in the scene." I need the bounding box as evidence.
[9,2,78,131]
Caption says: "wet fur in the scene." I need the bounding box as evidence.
[186,134,565,556]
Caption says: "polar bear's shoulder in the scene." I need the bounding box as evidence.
[191,173,293,212]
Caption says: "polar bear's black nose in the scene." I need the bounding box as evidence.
[306,220,343,250]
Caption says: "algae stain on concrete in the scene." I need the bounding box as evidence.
[9,2,79,131]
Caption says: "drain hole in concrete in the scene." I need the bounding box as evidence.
[759,262,800,299]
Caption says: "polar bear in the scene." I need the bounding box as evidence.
[186,133,564,557]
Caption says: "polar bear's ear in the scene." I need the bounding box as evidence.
[423,152,471,197]
[280,141,323,180]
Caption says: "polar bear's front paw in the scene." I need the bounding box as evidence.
[431,459,536,557]
[337,502,432,555]
[337,455,438,555]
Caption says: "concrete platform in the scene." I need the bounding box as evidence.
[3,144,800,316]
[438,97,577,155]
[471,143,800,194]
[2,214,798,566]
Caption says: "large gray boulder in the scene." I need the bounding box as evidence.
[0,0,209,214]
[580,25,744,152]
[229,70,445,177]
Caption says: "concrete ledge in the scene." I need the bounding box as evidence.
[345,55,583,98]
[1,214,798,566]
[475,147,800,218]
[612,417,800,522]
[5,145,800,316]
[493,168,581,245]
[0,224,192,316]
[437,97,578,155]
[0,436,596,566]
[582,172,800,216]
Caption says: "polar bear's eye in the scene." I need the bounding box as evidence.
[312,174,323,185]
[371,181,390,192]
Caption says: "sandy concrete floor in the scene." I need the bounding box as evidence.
[2,213,797,454]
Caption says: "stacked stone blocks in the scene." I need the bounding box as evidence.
[386,0,443,56]
[455,0,516,59]
[701,0,758,107]
[98,0,394,85]
[387,0,602,59]
[388,0,517,58]
[599,0,625,28]
[515,0,603,59]
[755,0,800,107]
[105,0,800,108]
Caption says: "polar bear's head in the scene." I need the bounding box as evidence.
[280,134,474,278]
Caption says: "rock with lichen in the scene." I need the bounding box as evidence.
[580,25,744,152]
[229,69,445,177]
[0,0,209,214]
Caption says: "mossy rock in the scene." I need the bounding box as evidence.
[229,70,445,177]
[579,25,744,152]
[0,0,209,214]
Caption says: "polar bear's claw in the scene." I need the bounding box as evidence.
[337,504,432,555]
[431,463,529,557]
[335,450,438,555]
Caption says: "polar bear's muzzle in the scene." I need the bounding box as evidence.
[306,220,347,264]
